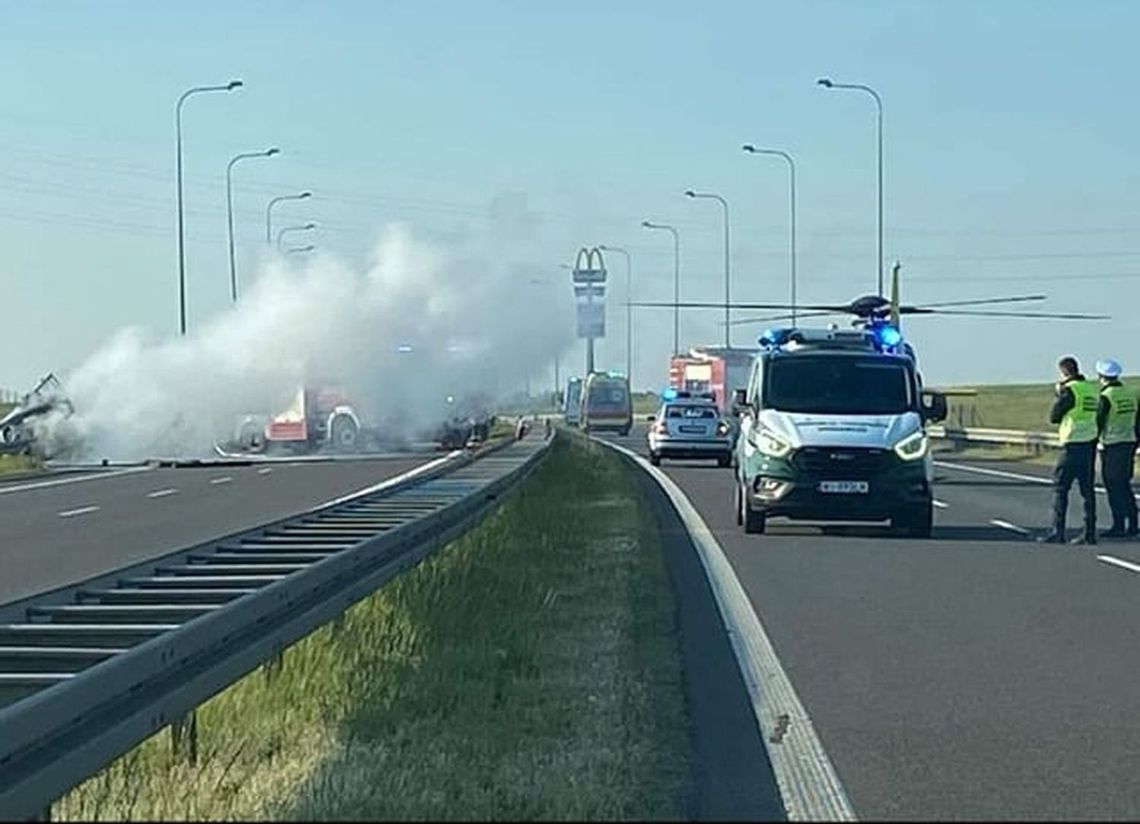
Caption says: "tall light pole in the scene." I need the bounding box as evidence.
[176,79,242,336]
[818,77,884,296]
[641,221,681,355]
[227,147,279,303]
[277,222,316,252]
[598,245,632,387]
[684,190,731,348]
[742,145,798,325]
[266,191,312,245]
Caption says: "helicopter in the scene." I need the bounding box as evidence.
[628,262,1111,398]
[630,262,1110,331]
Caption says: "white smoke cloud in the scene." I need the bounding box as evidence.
[39,221,573,461]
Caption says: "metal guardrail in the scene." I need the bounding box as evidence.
[927,425,1060,450]
[0,434,551,819]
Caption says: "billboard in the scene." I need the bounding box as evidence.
[577,301,605,338]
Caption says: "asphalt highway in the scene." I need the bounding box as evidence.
[604,427,1140,821]
[0,456,434,605]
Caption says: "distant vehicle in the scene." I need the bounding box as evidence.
[669,348,755,416]
[232,386,397,455]
[647,390,733,467]
[563,377,583,425]
[0,374,73,458]
[580,372,632,435]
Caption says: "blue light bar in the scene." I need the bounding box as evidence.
[877,325,902,348]
[758,327,794,348]
[662,387,680,401]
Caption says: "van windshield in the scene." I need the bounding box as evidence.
[763,355,914,415]
[586,383,629,412]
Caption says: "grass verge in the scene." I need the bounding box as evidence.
[0,454,39,475]
[57,434,689,821]
[942,378,1140,432]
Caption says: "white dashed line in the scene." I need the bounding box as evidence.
[210,476,233,485]
[58,505,100,518]
[1096,554,1140,575]
[990,519,1033,536]
[0,466,152,495]
[933,500,949,509]
[257,468,273,475]
[146,488,178,499]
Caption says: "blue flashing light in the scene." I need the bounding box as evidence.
[758,327,794,348]
[876,324,902,348]
[662,387,680,401]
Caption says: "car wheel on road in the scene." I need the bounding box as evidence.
[649,452,662,467]
[734,481,744,526]
[892,500,933,538]
[741,482,766,534]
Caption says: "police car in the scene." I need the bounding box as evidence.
[733,323,947,537]
[647,390,734,467]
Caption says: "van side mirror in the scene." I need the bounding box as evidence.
[731,388,749,417]
[921,391,947,423]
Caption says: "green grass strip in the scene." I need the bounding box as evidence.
[57,435,689,821]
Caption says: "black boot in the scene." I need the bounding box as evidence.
[1071,525,1098,546]
[1101,524,1128,539]
[1037,530,1067,544]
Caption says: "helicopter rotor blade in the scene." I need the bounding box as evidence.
[914,295,1047,309]
[626,301,854,312]
[920,309,1111,320]
[727,311,840,326]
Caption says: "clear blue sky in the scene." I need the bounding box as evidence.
[2,0,1139,393]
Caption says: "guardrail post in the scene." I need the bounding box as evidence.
[170,710,198,764]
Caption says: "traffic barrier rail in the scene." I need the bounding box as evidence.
[927,425,1059,451]
[0,434,551,819]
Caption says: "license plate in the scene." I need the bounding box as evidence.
[818,480,869,494]
[679,426,706,434]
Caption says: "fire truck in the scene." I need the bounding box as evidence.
[233,387,381,454]
[668,347,756,415]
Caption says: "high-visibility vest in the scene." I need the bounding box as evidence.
[1100,383,1138,445]
[1059,379,1099,444]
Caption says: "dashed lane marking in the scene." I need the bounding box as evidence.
[1096,554,1140,575]
[209,476,233,485]
[146,488,178,499]
[990,518,1033,536]
[58,505,100,518]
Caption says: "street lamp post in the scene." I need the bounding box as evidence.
[227,147,279,303]
[266,191,312,245]
[175,79,242,336]
[818,77,884,296]
[684,190,731,348]
[641,221,681,355]
[277,223,316,252]
[598,245,632,388]
[742,145,798,324]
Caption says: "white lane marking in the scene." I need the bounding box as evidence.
[58,505,100,518]
[990,518,1033,536]
[1096,554,1140,575]
[598,437,856,821]
[146,488,178,499]
[933,500,949,509]
[257,468,273,475]
[311,451,464,511]
[0,466,152,496]
[936,459,1140,501]
[210,476,233,485]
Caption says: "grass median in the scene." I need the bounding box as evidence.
[57,433,689,821]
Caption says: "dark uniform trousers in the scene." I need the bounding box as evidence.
[1053,441,1097,536]
[1101,441,1138,531]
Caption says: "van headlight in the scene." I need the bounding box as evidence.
[893,430,928,461]
[751,426,792,459]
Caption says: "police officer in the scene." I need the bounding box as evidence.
[1094,358,1139,538]
[1038,356,1099,544]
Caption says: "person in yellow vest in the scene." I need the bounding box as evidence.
[1038,356,1099,544]
[1094,359,1139,538]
